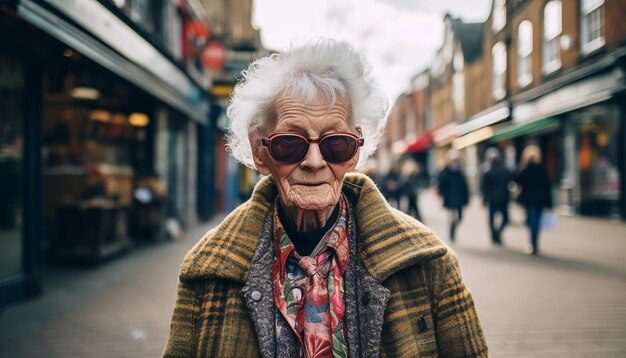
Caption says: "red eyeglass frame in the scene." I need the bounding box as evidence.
[260,132,364,164]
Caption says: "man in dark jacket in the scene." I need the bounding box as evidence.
[438,152,469,242]
[481,148,513,245]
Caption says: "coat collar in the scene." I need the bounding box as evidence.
[180,173,447,283]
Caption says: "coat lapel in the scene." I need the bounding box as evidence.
[341,175,448,283]
[356,264,390,357]
[344,198,390,358]
[241,212,277,358]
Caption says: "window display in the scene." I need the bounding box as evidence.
[41,57,163,262]
[577,107,621,216]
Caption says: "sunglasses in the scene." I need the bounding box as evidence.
[261,132,364,164]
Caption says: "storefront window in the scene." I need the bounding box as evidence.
[577,106,620,216]
[0,52,25,279]
[41,55,161,260]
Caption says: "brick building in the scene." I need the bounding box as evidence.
[385,0,626,219]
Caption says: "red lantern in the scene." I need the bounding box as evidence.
[183,20,210,60]
[185,21,210,41]
[202,41,226,69]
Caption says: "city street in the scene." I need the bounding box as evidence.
[1,190,626,357]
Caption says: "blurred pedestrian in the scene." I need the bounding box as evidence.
[514,145,553,255]
[401,160,423,222]
[437,151,469,243]
[481,148,513,245]
[359,160,382,187]
[382,163,402,208]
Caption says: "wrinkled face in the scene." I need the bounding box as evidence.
[251,96,359,212]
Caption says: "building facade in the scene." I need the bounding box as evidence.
[0,0,261,311]
[383,0,626,220]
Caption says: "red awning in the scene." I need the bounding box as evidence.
[405,132,433,153]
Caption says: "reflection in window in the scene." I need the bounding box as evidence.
[492,42,507,100]
[543,1,562,74]
[578,112,620,217]
[492,0,506,33]
[581,0,605,53]
[517,20,533,87]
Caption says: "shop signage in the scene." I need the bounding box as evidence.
[184,20,210,62]
[513,68,625,124]
[202,41,226,70]
[224,50,264,74]
[456,103,510,136]
[210,83,234,98]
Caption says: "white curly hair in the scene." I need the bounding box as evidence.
[226,38,389,169]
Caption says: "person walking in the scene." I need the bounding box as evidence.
[382,164,402,208]
[514,145,553,255]
[481,148,513,245]
[437,151,469,243]
[400,160,423,222]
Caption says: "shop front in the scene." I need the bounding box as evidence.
[41,51,167,262]
[0,0,211,310]
[570,103,622,218]
[500,57,626,219]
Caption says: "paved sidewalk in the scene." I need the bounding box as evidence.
[1,191,626,357]
[417,189,626,358]
[0,216,224,358]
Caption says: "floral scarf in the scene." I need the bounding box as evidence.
[272,194,351,358]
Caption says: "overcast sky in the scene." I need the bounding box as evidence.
[253,0,491,105]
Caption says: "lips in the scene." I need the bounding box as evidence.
[296,182,326,186]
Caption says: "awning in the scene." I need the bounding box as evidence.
[456,102,510,136]
[490,117,559,143]
[405,132,433,153]
[453,127,494,150]
[433,123,457,147]
[18,0,209,124]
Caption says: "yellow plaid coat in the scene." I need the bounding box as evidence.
[163,173,487,357]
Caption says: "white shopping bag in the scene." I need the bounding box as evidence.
[541,211,558,231]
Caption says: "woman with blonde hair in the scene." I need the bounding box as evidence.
[515,145,553,255]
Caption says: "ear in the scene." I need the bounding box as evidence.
[249,132,271,176]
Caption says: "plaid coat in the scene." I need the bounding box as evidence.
[163,173,487,357]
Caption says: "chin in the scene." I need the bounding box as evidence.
[295,201,333,211]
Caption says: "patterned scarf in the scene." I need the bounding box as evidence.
[272,194,351,358]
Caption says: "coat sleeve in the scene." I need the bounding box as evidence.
[428,251,488,357]
[162,279,201,358]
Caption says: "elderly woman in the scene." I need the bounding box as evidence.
[163,39,487,357]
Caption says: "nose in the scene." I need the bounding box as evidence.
[300,143,328,171]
